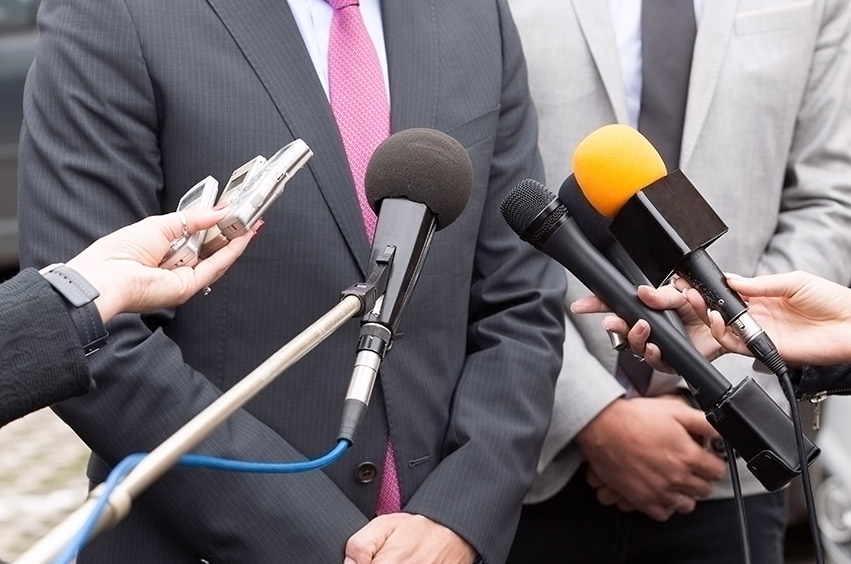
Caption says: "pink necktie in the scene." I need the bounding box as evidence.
[326,0,390,242]
[325,0,400,515]
[374,435,401,515]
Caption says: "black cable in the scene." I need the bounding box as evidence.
[724,439,752,564]
[778,367,825,564]
[739,325,825,562]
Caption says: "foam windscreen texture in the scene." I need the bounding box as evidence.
[365,128,472,230]
[573,124,667,218]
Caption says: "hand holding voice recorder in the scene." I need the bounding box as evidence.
[159,139,313,269]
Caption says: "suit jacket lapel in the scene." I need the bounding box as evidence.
[572,0,628,124]
[206,0,371,273]
[681,0,740,167]
[382,0,439,132]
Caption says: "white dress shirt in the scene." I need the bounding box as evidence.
[609,0,703,127]
[285,0,390,100]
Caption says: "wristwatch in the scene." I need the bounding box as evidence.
[39,263,109,356]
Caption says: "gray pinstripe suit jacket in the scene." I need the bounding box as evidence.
[18,1,566,562]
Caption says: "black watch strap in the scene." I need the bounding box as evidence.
[40,263,109,355]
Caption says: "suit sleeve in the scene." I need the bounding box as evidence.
[0,269,92,427]
[755,0,851,283]
[523,307,626,503]
[401,2,566,562]
[18,1,367,560]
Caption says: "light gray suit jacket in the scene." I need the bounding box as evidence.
[18,1,566,562]
[510,0,851,503]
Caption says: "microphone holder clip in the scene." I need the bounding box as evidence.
[341,245,396,318]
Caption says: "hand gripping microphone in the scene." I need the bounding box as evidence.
[338,128,472,443]
[558,174,689,366]
[573,124,786,375]
[500,179,818,491]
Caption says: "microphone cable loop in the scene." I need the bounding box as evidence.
[51,439,352,564]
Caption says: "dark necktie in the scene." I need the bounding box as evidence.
[637,0,696,170]
[616,0,697,395]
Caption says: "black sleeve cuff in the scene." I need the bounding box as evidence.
[40,263,109,355]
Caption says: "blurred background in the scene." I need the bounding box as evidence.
[0,0,846,562]
[0,0,36,271]
[1,3,90,561]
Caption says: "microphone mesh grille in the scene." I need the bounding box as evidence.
[501,179,566,246]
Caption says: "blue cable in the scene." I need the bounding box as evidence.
[179,439,350,473]
[52,439,350,564]
[52,453,145,564]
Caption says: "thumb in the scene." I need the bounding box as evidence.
[345,515,397,564]
[674,405,720,441]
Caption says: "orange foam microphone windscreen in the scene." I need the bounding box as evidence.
[572,124,667,218]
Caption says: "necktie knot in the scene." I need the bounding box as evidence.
[326,0,358,10]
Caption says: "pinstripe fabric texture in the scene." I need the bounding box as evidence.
[324,0,399,516]
[18,0,567,562]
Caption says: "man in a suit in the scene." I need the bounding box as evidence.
[17,1,566,563]
[507,0,851,562]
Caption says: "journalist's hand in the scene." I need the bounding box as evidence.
[66,208,257,323]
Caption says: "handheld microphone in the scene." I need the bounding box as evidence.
[500,178,818,492]
[558,174,688,356]
[338,128,472,443]
[573,124,786,374]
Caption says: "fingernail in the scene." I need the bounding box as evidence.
[213,200,229,211]
[252,219,266,235]
[344,558,357,564]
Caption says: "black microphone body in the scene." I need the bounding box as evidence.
[609,170,786,373]
[559,175,688,343]
[365,199,436,332]
[508,184,728,406]
[338,128,472,443]
[501,179,818,491]
[339,200,437,443]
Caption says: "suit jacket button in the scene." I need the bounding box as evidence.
[355,461,378,483]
